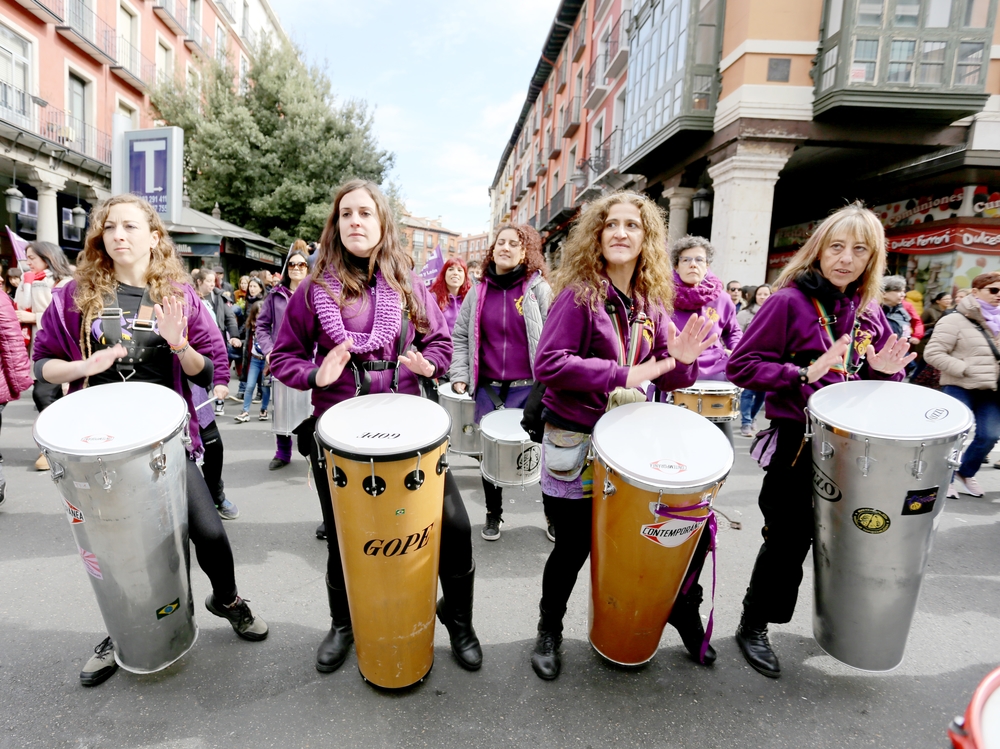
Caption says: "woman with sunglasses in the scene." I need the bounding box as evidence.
[255,251,310,471]
[923,271,1000,499]
[726,203,913,680]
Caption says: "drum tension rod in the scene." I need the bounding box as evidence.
[96,457,115,492]
[363,459,386,497]
[856,439,876,477]
[43,450,64,482]
[149,441,167,475]
[405,451,425,491]
[907,443,927,480]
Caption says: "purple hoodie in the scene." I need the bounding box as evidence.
[269,272,452,418]
[671,271,742,381]
[479,273,532,382]
[441,294,462,334]
[32,280,225,456]
[726,279,901,424]
[535,280,698,431]
[255,284,292,357]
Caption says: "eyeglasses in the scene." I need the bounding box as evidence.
[728,286,741,293]
[287,262,308,270]
[678,257,707,266]
[985,286,1000,295]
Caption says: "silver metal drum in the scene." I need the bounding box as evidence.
[33,381,196,674]
[438,382,479,456]
[807,380,972,672]
[271,379,312,436]
[479,408,540,488]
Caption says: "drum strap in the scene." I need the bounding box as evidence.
[99,286,158,380]
[811,298,861,377]
[608,306,646,367]
[346,309,408,396]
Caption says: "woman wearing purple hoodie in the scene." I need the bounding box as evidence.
[726,203,914,679]
[528,191,718,680]
[270,179,482,675]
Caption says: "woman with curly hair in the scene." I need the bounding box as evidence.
[528,191,718,680]
[726,203,913,679]
[450,224,551,541]
[429,256,472,334]
[270,179,482,674]
[32,193,268,688]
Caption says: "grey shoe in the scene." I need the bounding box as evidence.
[740,424,753,438]
[545,518,555,542]
[80,636,118,687]
[216,498,240,520]
[481,515,502,541]
[205,594,269,641]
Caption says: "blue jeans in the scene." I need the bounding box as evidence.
[740,389,766,427]
[942,386,1000,478]
[242,356,271,413]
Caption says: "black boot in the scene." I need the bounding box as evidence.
[436,561,483,670]
[530,605,564,680]
[667,584,716,665]
[735,611,780,678]
[316,578,354,673]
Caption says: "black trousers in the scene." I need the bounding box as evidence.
[186,460,238,603]
[200,420,225,506]
[540,493,711,616]
[306,428,473,589]
[741,419,813,624]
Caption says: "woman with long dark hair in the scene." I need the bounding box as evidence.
[32,193,268,687]
[270,179,482,674]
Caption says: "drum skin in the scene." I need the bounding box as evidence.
[673,381,740,422]
[589,458,714,666]
[323,441,447,689]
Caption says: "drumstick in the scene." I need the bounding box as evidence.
[714,508,742,530]
[195,397,217,411]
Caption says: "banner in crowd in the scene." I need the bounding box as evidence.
[418,243,443,287]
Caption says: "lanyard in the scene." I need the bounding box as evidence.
[608,302,646,367]
[811,297,861,377]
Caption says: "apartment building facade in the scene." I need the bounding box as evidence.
[491,0,1000,300]
[457,231,489,265]
[0,0,287,260]
[399,211,461,270]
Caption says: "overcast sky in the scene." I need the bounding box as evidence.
[276,0,561,236]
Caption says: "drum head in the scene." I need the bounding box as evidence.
[680,380,739,394]
[33,382,188,458]
[480,408,528,442]
[437,382,471,402]
[808,381,973,441]
[592,402,734,492]
[316,393,451,461]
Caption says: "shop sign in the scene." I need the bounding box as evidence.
[246,247,280,265]
[113,127,184,224]
[887,224,1000,254]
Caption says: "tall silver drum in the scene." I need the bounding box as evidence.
[807,380,972,671]
[438,382,479,456]
[33,382,196,674]
[480,408,540,488]
[272,380,312,436]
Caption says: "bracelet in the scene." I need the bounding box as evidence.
[170,342,190,356]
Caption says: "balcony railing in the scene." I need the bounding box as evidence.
[584,53,609,109]
[527,214,536,229]
[242,24,256,50]
[556,63,567,94]
[531,111,539,134]
[543,92,553,118]
[605,10,630,79]
[536,158,548,177]
[561,95,581,138]
[547,130,561,160]
[539,201,549,227]
[590,128,621,178]
[13,0,64,23]
[526,161,537,186]
[185,16,213,57]
[112,35,156,90]
[153,0,188,34]
[0,84,112,164]
[572,11,587,62]
[57,0,116,65]
[215,0,235,22]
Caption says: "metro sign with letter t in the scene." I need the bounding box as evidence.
[118,126,185,224]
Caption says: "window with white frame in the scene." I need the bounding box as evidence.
[0,23,30,120]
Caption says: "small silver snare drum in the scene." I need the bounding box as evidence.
[479,408,541,488]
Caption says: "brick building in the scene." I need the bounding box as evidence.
[399,211,460,270]
[457,231,489,264]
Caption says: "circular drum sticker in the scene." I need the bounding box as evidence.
[81,434,114,445]
[640,518,701,548]
[650,459,687,475]
[852,507,891,534]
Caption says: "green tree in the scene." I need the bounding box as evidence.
[151,36,394,245]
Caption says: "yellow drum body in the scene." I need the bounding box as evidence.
[316,394,451,689]
[588,402,733,666]
[673,380,741,422]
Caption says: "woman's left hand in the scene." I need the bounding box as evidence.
[666,315,719,364]
[399,350,435,377]
[866,334,917,374]
[16,310,34,325]
[154,296,188,348]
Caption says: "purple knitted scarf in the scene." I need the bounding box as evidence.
[673,269,725,311]
[311,270,401,353]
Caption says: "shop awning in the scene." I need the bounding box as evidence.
[886,218,1000,255]
[165,207,279,250]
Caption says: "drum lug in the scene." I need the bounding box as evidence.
[804,410,814,439]
[333,466,347,487]
[946,449,962,470]
[405,452,425,490]
[181,414,192,447]
[820,441,834,460]
[602,477,616,498]
[697,396,703,414]
[856,439,876,477]
[96,457,116,492]
[150,442,167,475]
[907,443,927,479]
[364,459,386,497]
[44,450,64,482]
[436,453,449,475]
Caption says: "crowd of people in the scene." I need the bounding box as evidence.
[0,182,993,691]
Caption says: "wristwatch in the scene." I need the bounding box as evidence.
[797,366,809,383]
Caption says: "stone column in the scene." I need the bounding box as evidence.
[28,171,67,245]
[662,186,695,243]
[707,142,794,286]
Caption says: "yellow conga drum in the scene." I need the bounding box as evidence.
[316,393,451,688]
[590,402,734,666]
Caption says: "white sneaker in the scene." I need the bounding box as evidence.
[947,481,960,499]
[955,475,984,497]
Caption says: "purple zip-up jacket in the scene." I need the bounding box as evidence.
[255,284,291,357]
[479,277,532,382]
[269,272,452,418]
[32,280,223,456]
[671,290,742,381]
[441,294,462,335]
[535,281,699,431]
[726,280,902,424]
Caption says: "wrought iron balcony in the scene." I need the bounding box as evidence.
[0,83,112,164]
[547,130,561,160]
[153,0,188,35]
[12,0,63,24]
[572,12,587,62]
[584,53,609,110]
[215,0,235,22]
[112,35,156,91]
[185,16,213,59]
[605,10,630,79]
[57,0,116,65]
[556,63,567,94]
[561,95,581,138]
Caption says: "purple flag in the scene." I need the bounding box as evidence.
[418,243,444,287]
[5,226,27,262]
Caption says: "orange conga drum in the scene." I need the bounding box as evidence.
[950,666,1000,748]
[589,402,733,666]
[316,393,451,689]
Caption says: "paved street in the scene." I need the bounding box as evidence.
[1,384,998,749]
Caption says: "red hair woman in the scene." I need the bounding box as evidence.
[430,257,472,335]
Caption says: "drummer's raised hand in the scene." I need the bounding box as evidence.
[805,334,851,383]
[666,315,719,364]
[315,339,352,387]
[626,356,676,388]
[154,296,188,347]
[81,343,129,377]
[866,333,917,375]
[399,350,435,377]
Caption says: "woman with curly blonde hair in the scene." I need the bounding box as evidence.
[450,223,551,541]
[528,190,718,680]
[32,193,268,688]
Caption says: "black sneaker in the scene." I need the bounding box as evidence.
[545,517,555,543]
[316,522,327,540]
[268,458,290,471]
[205,594,269,641]
[80,636,118,686]
[482,515,502,541]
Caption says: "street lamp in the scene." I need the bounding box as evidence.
[692,188,712,219]
[5,162,23,216]
[71,182,87,229]
[570,168,588,191]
